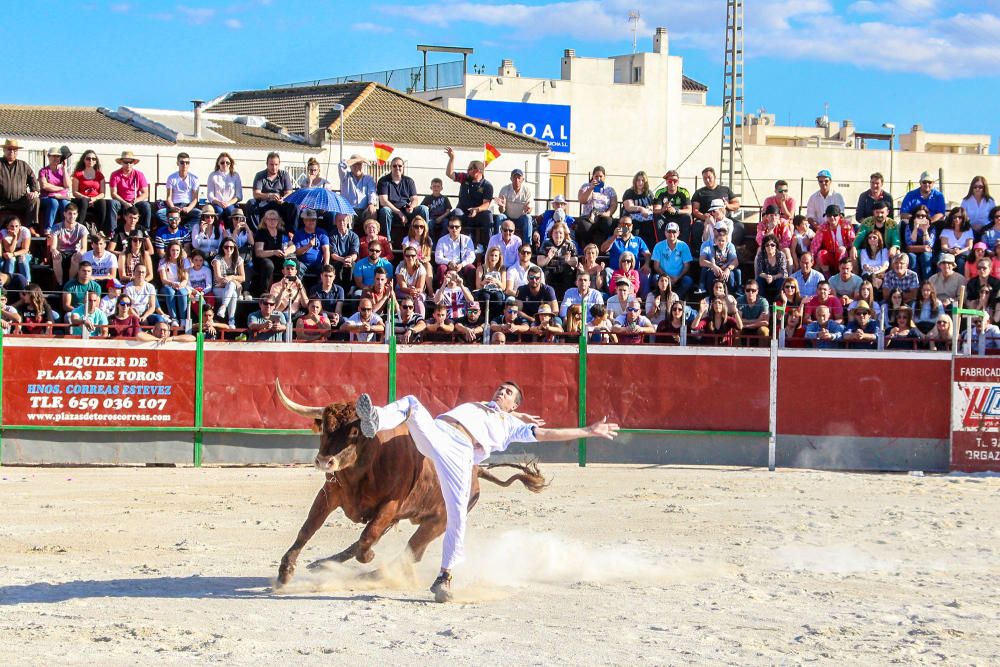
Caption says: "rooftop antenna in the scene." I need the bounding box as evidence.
[627,10,640,53]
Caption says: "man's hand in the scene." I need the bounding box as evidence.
[513,411,545,426]
[587,417,619,440]
[444,147,455,159]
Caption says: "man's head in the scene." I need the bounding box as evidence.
[301,209,318,229]
[357,297,374,318]
[919,171,935,195]
[503,298,520,322]
[576,271,591,292]
[839,257,853,279]
[665,222,680,242]
[701,167,717,187]
[77,261,93,282]
[892,253,910,273]
[527,268,543,290]
[817,170,832,194]
[319,265,335,288]
[464,301,480,321]
[519,243,534,265]
[63,202,79,224]
[368,240,383,260]
[447,214,462,238]
[816,281,831,301]
[282,259,299,279]
[624,297,642,322]
[259,295,276,314]
[166,211,181,230]
[84,290,100,310]
[872,200,889,223]
[618,216,633,237]
[744,280,760,301]
[551,195,568,210]
[615,276,632,299]
[800,252,814,272]
[510,168,524,186]
[466,160,485,180]
[714,223,730,246]
[389,157,405,176]
[978,258,993,277]
[708,199,727,220]
[492,381,523,411]
[346,154,366,176]
[815,305,831,324]
[151,320,172,339]
[397,296,415,316]
[190,249,205,268]
[335,213,351,232]
[372,267,388,289]
[176,152,190,172]
[774,179,788,195]
[3,138,20,163]
[500,221,516,239]
[430,177,443,194]
[869,172,884,193]
[266,151,281,174]
[825,204,842,222]
[122,206,139,227]
[664,170,680,191]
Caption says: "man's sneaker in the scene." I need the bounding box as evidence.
[430,572,453,603]
[355,393,379,438]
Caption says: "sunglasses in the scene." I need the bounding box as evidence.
[777,189,788,193]
[745,288,758,292]
[179,160,191,165]
[626,307,640,312]
[260,301,275,306]
[359,307,373,312]
[665,178,678,183]
[449,225,461,230]
[412,225,426,229]
[370,249,381,253]
[118,301,132,306]
[528,275,541,280]
[621,259,634,263]
[85,156,97,161]
[404,253,417,258]
[506,308,519,313]
[120,160,134,165]
[520,250,532,255]
[400,304,414,309]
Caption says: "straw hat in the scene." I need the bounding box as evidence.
[3,138,22,150]
[115,150,140,165]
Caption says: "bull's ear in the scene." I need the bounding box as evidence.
[311,420,322,434]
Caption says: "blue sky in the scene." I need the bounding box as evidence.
[8,1,1000,142]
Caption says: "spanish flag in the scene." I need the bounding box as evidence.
[484,142,501,167]
[373,140,394,166]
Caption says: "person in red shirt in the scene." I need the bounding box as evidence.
[802,280,844,323]
[809,205,855,276]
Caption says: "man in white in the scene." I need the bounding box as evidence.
[338,154,378,224]
[434,210,476,286]
[496,168,533,240]
[355,384,619,602]
[806,170,846,226]
[486,219,522,268]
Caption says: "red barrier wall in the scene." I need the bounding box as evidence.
[777,354,951,439]
[201,344,389,429]
[2,341,195,427]
[586,350,770,431]
[395,348,579,428]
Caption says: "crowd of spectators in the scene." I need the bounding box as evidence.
[0,137,997,350]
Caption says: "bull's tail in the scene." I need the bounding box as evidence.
[478,460,548,494]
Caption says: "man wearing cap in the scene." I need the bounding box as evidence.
[159,152,201,227]
[761,180,797,224]
[900,171,947,224]
[338,154,378,224]
[434,211,477,287]
[108,151,151,231]
[810,204,856,276]
[489,296,532,345]
[249,152,297,232]
[527,303,563,343]
[537,195,575,244]
[0,139,39,227]
[247,295,288,342]
[650,221,694,300]
[496,168,533,241]
[653,170,693,243]
[843,301,878,349]
[560,271,604,323]
[700,197,743,245]
[377,156,428,235]
[612,296,655,344]
[691,167,739,234]
[855,172,894,222]
[699,222,739,293]
[292,209,330,275]
[109,206,153,257]
[514,266,557,319]
[605,277,634,320]
[268,259,309,318]
[806,170,846,227]
[444,147,494,247]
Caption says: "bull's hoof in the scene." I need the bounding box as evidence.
[276,569,292,588]
[356,548,375,564]
[430,572,453,603]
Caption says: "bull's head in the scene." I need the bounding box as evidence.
[275,381,374,473]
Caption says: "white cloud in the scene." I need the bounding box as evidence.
[224,17,242,29]
[353,22,394,34]
[382,0,1000,79]
[110,3,130,12]
[177,5,216,24]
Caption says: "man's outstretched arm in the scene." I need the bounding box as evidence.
[533,417,619,442]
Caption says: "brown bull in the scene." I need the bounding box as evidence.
[274,382,545,587]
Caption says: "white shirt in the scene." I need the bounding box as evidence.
[124,282,157,316]
[962,196,996,231]
[506,262,545,293]
[345,311,384,342]
[80,250,116,278]
[206,170,242,204]
[337,162,378,209]
[806,190,846,224]
[166,171,199,205]
[498,183,533,219]
[435,234,476,268]
[441,401,536,464]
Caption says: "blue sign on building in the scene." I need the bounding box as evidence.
[466,99,571,153]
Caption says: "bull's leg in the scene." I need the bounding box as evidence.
[404,514,447,563]
[353,501,401,564]
[276,483,340,587]
[306,540,360,569]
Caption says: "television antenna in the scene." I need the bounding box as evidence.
[627,10,641,53]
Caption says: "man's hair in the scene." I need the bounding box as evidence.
[664,169,679,180]
[817,280,830,289]
[431,177,443,185]
[369,240,382,250]
[65,202,79,213]
[702,167,716,176]
[870,172,884,182]
[320,264,335,274]
[177,152,190,162]
[839,256,852,266]
[78,261,93,270]
[123,205,138,217]
[590,303,606,318]
[792,214,807,227]
[745,279,759,290]
[373,266,387,276]
[266,151,280,162]
[501,380,523,407]
[774,179,788,188]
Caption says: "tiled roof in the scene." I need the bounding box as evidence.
[0,105,172,145]
[188,118,318,150]
[207,82,549,152]
[682,75,708,93]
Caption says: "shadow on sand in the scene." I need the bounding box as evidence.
[0,575,421,605]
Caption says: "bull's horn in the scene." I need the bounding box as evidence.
[274,380,325,421]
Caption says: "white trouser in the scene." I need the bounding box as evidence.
[374,395,473,571]
[213,282,239,319]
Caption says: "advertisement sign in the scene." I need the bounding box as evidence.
[951,358,1000,472]
[2,345,195,427]
[466,99,571,152]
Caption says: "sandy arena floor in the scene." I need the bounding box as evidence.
[1,464,998,665]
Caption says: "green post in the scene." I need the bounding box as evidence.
[578,331,588,467]
[193,300,205,467]
[387,298,397,401]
